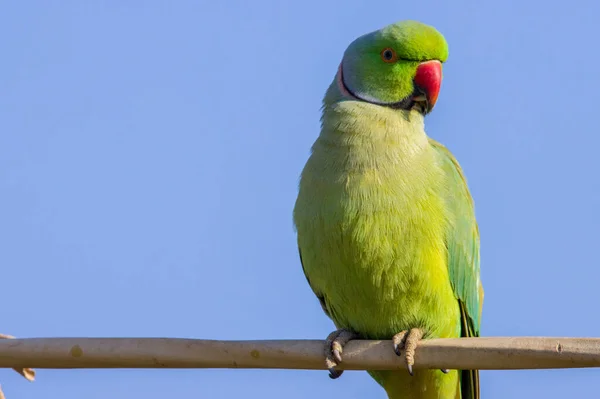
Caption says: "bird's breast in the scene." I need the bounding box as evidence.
[294,140,458,338]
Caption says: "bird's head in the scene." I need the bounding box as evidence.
[336,20,448,115]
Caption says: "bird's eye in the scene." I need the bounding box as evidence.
[380,48,397,63]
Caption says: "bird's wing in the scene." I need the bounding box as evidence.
[430,138,483,399]
[298,248,332,319]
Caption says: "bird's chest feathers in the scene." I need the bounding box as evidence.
[295,107,455,335]
[308,156,449,299]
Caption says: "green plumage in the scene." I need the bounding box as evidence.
[293,20,482,399]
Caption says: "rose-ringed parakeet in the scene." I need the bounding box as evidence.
[293,20,483,399]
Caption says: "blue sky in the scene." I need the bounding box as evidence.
[2,1,600,398]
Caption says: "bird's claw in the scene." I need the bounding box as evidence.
[324,329,358,379]
[328,368,343,379]
[392,328,425,376]
[391,328,449,375]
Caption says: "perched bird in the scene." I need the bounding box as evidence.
[293,20,483,399]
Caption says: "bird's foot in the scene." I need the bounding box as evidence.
[392,328,448,376]
[324,328,359,379]
[392,328,424,376]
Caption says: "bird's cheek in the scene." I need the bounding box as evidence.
[414,60,442,109]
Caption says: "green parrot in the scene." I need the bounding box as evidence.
[293,20,483,399]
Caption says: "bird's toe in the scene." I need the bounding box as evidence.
[324,329,359,380]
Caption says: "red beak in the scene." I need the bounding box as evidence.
[413,60,442,113]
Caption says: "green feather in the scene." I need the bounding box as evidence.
[293,19,483,399]
[430,138,483,399]
[342,20,448,105]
